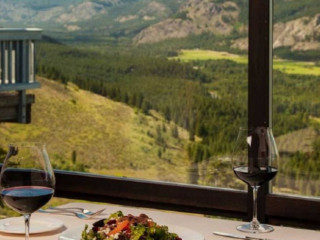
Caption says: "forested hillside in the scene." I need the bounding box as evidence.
[36,42,245,162]
[36,42,319,156]
[32,40,320,195]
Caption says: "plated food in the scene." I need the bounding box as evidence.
[81,211,182,240]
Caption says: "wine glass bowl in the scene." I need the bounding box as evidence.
[0,142,55,239]
[232,127,279,233]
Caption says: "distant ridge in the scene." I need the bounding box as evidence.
[1,0,320,52]
[42,35,64,45]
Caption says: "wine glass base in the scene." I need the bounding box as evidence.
[236,223,274,233]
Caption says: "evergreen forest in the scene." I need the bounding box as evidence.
[35,41,320,196]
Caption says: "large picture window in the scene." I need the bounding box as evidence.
[0,0,320,229]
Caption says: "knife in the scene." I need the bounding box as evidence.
[213,231,272,240]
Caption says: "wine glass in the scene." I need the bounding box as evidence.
[232,127,279,233]
[0,142,55,240]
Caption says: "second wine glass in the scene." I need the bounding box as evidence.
[232,127,279,233]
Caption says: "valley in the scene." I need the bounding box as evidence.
[171,49,320,76]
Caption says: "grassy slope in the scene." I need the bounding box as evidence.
[276,127,316,153]
[171,49,320,76]
[0,77,191,183]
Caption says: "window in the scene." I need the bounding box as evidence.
[0,0,320,229]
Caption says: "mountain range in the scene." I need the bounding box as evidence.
[1,0,320,51]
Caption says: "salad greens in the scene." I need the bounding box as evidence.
[81,211,182,240]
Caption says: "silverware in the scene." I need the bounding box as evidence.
[49,206,96,215]
[39,208,105,220]
[213,231,272,240]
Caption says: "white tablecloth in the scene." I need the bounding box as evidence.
[0,202,319,240]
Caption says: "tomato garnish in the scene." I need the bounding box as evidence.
[108,220,130,236]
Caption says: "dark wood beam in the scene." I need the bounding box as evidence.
[53,170,247,219]
[0,93,35,123]
[248,0,272,127]
[248,0,273,223]
[267,194,320,229]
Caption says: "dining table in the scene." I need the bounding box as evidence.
[0,201,319,240]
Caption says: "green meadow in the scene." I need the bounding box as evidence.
[171,49,320,76]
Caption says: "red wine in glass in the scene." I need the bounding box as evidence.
[232,127,279,233]
[233,166,278,187]
[1,186,54,214]
[0,143,55,240]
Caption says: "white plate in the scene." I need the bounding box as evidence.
[59,224,204,240]
[0,216,64,234]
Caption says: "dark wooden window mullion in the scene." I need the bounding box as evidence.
[248,0,273,223]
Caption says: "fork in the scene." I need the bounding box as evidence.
[39,208,105,220]
[48,206,96,215]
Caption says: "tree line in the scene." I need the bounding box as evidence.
[36,42,320,196]
[36,42,320,158]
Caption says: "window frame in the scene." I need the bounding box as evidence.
[53,170,247,220]
[2,0,320,230]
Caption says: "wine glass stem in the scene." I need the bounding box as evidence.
[24,214,31,240]
[251,186,260,229]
